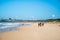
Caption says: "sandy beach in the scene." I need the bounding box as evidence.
[0,22,60,40]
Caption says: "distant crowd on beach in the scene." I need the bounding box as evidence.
[38,22,44,27]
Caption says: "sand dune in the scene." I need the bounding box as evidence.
[0,22,60,40]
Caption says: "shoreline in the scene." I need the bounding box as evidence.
[0,22,60,40]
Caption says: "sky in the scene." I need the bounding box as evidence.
[0,0,60,20]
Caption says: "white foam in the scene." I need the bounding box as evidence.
[0,23,20,29]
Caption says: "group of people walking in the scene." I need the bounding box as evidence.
[38,22,44,27]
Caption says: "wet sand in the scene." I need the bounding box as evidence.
[0,22,60,40]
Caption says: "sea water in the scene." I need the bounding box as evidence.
[0,22,29,33]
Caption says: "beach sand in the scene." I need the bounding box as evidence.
[0,22,60,40]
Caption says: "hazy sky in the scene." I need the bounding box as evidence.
[0,0,60,20]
